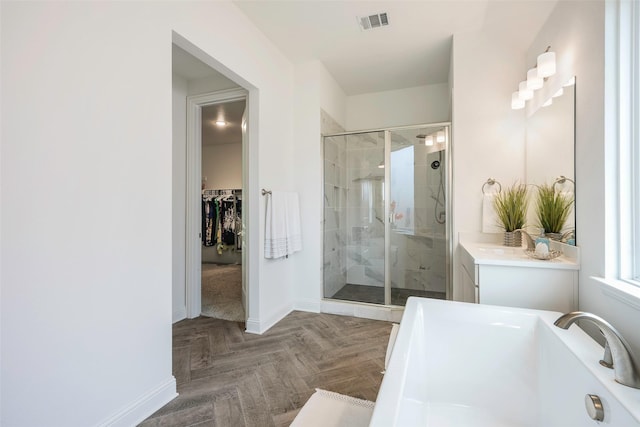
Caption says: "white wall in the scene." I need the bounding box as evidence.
[319,65,347,129]
[528,1,640,357]
[1,1,295,426]
[172,73,188,323]
[292,60,347,312]
[451,31,527,299]
[346,83,450,131]
[202,143,242,190]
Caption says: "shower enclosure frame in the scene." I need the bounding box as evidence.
[322,122,452,307]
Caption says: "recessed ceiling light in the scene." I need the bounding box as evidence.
[215,120,227,126]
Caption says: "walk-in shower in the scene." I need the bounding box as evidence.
[322,124,451,307]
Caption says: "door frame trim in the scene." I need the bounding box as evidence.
[186,88,247,319]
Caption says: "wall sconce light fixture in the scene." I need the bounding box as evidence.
[511,46,557,110]
[537,50,556,78]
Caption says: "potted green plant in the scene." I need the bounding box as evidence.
[494,183,529,246]
[535,183,573,240]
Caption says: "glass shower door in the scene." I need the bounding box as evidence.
[387,126,449,305]
[323,131,386,304]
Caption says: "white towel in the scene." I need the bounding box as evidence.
[482,192,502,233]
[264,191,302,259]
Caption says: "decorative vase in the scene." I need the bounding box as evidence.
[545,232,563,241]
[503,231,522,247]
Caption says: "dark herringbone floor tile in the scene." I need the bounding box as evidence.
[139,311,392,427]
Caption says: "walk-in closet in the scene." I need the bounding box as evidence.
[200,99,245,322]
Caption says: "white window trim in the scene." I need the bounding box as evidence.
[618,0,640,284]
[598,0,640,306]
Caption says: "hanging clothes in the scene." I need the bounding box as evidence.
[216,198,222,247]
[235,197,242,250]
[221,197,236,245]
[202,189,242,252]
[202,198,207,246]
[202,197,218,247]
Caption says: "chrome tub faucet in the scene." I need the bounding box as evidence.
[554,311,640,389]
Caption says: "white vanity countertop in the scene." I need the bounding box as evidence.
[459,233,580,270]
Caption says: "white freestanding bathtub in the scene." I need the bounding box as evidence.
[370,297,640,426]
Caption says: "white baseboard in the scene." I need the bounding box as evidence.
[173,306,187,324]
[96,376,177,427]
[245,303,292,335]
[293,298,321,313]
[245,317,261,334]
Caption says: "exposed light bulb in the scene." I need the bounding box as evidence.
[425,135,434,146]
[511,92,525,110]
[526,68,543,90]
[436,131,445,143]
[537,51,556,78]
[518,81,533,101]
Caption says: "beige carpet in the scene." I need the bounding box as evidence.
[201,263,245,322]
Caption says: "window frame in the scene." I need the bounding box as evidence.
[618,0,640,284]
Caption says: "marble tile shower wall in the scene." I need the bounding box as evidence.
[345,133,386,288]
[322,110,347,298]
[389,148,447,294]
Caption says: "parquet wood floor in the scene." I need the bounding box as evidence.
[139,311,393,427]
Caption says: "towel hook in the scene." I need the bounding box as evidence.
[261,189,272,196]
[482,178,502,194]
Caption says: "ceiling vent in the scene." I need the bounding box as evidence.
[358,12,389,31]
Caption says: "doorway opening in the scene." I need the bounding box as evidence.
[172,33,259,329]
[200,99,246,322]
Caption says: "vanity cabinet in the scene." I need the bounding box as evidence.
[459,237,579,312]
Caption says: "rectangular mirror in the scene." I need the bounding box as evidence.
[525,78,576,243]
